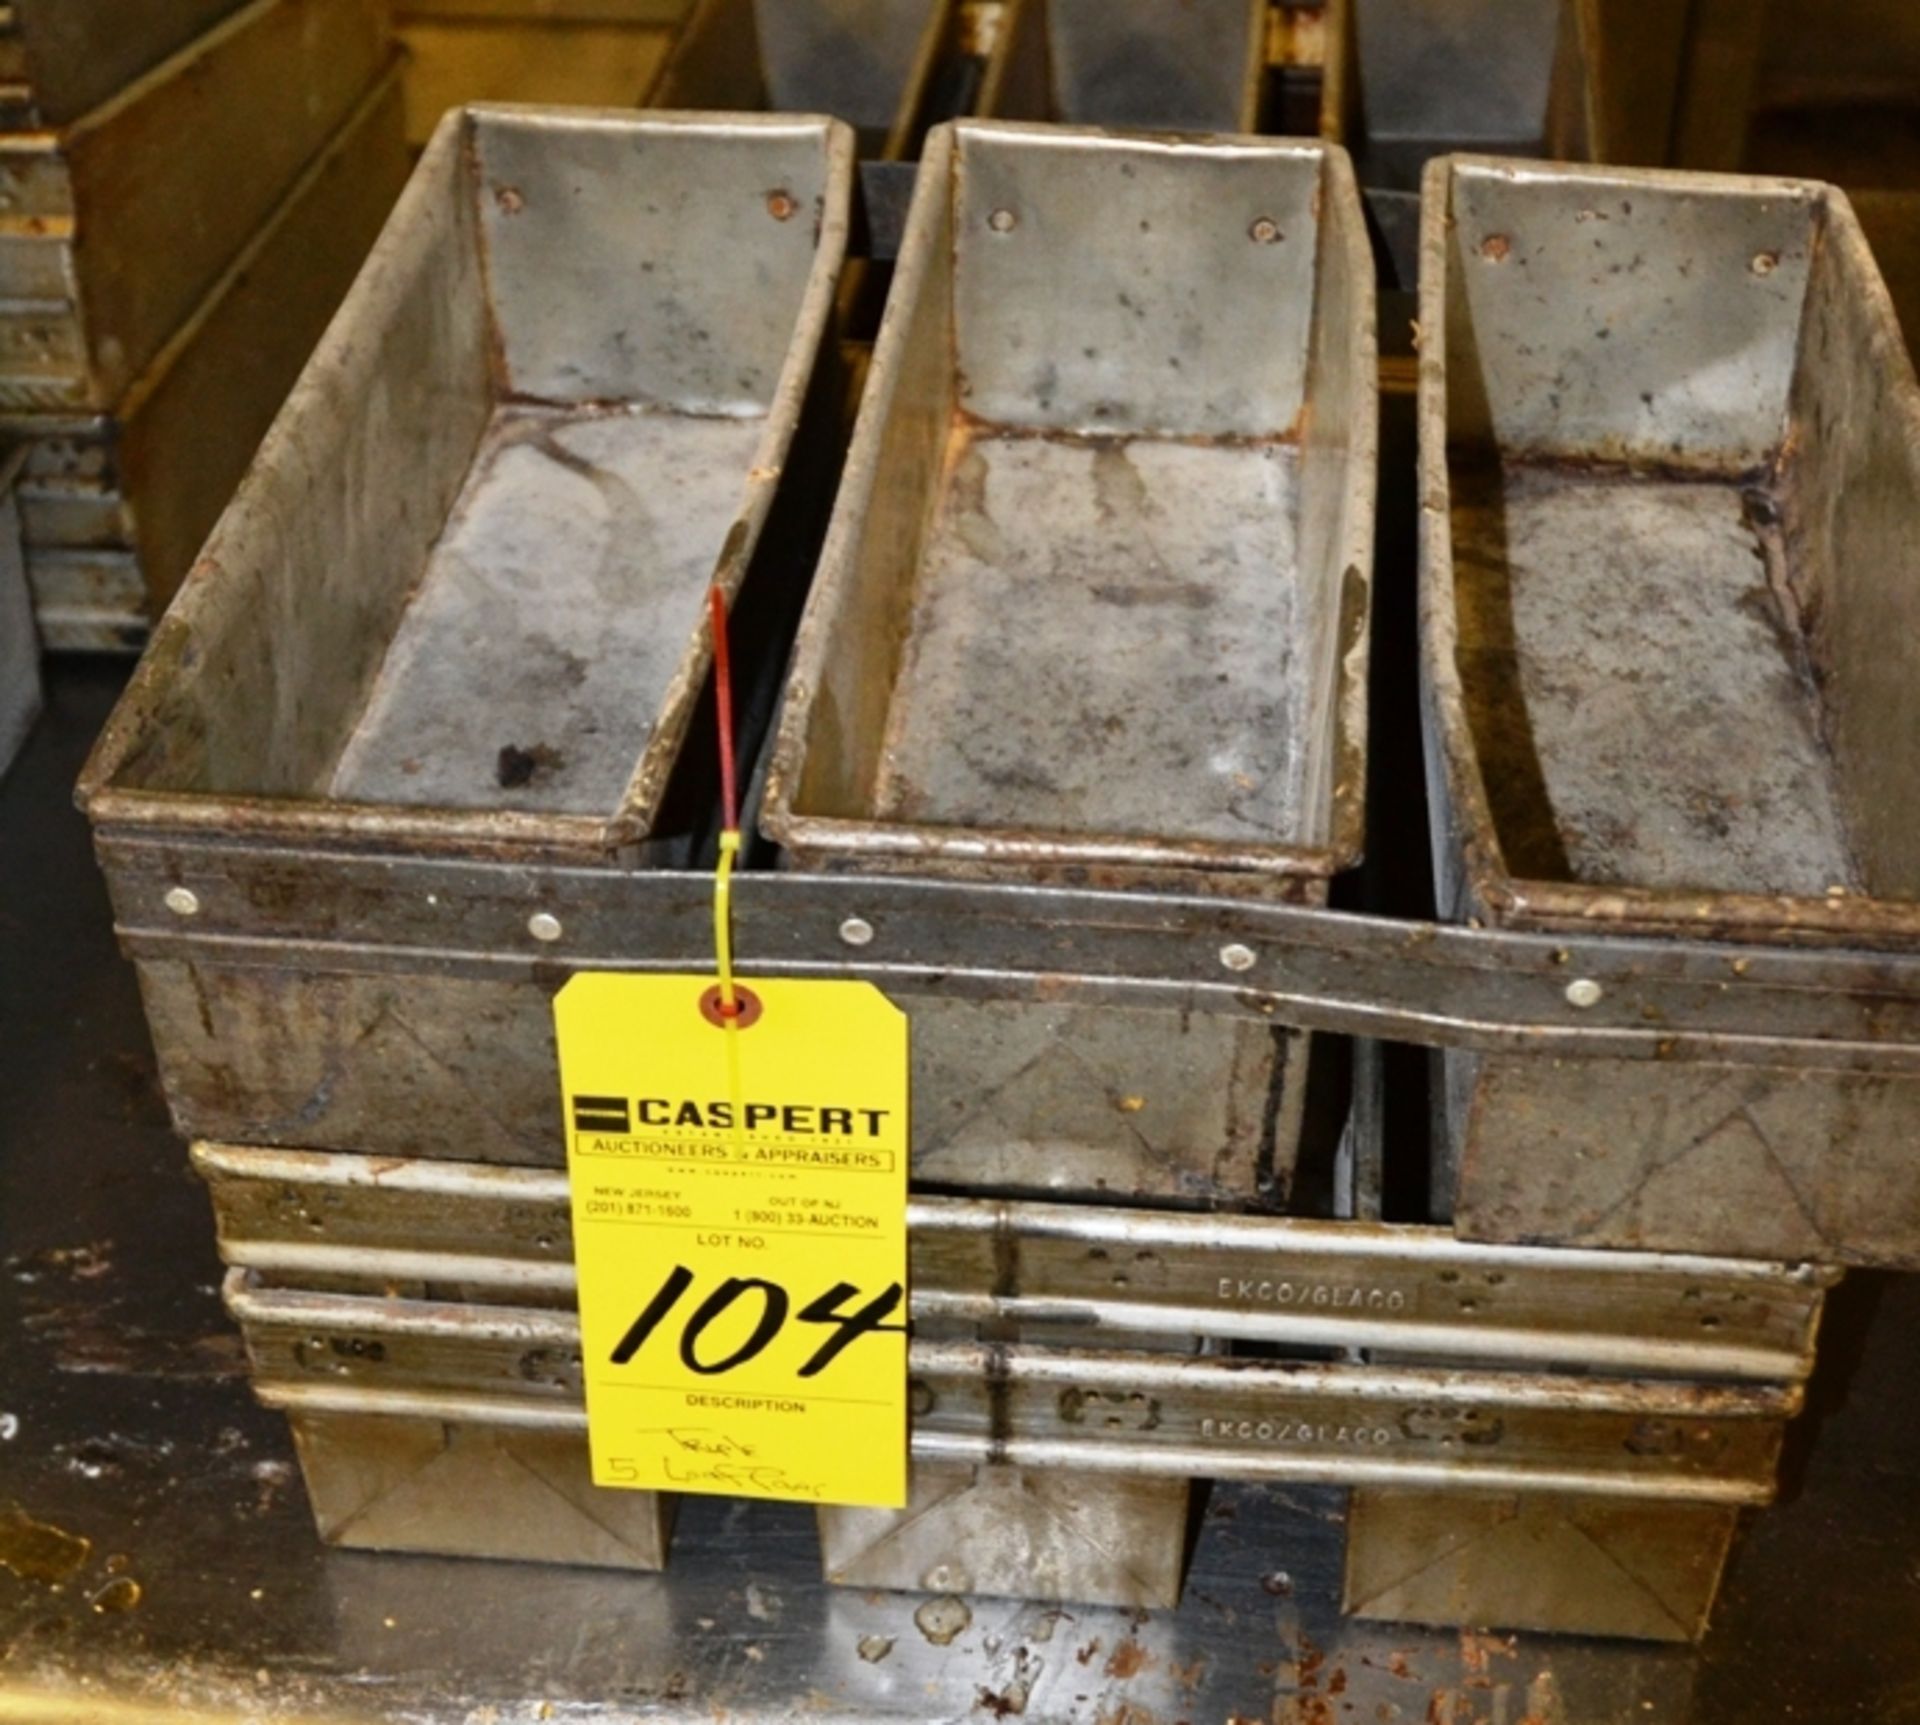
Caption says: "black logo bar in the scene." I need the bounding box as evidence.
[573,1095,631,1132]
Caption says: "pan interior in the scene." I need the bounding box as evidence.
[872,426,1313,846]
[1451,460,1860,897]
[329,403,762,816]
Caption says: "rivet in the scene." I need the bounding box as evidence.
[766,189,797,221]
[839,916,876,948]
[1220,943,1257,973]
[988,207,1016,233]
[163,886,200,918]
[1249,216,1283,244]
[528,912,563,943]
[1565,978,1604,1009]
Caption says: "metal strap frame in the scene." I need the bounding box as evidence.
[225,1272,1796,1505]
[195,1145,1835,1383]
[97,834,1920,1073]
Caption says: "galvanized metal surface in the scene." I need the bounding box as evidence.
[17,667,1920,1719]
[12,65,408,647]
[1421,156,1920,1266]
[192,1144,1837,1381]
[1344,1489,1741,1644]
[82,105,853,862]
[0,0,391,412]
[766,120,1376,891]
[980,0,1267,132]
[0,0,250,129]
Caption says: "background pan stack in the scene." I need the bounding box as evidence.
[0,0,405,649]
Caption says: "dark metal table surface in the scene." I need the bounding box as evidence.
[5,664,1919,1724]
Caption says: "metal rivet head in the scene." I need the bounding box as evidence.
[1565,978,1604,1009]
[839,917,875,948]
[1220,943,1257,973]
[528,912,563,943]
[1249,216,1283,244]
[163,886,200,918]
[988,207,1016,234]
[766,189,797,221]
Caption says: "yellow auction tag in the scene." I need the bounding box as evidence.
[555,972,910,1508]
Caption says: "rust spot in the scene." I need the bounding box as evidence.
[766,189,797,221]
[1104,1638,1151,1679]
[1480,234,1512,263]
[494,184,524,215]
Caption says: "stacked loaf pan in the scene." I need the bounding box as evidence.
[77,5,1920,1652]
[2,0,406,649]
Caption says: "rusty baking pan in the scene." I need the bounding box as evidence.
[13,64,408,651]
[0,0,390,412]
[81,106,851,873]
[1421,155,1920,1268]
[761,117,1373,1204]
[979,0,1268,132]
[765,120,1374,893]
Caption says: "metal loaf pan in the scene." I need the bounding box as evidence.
[1422,155,1920,1267]
[979,0,1268,133]
[766,120,1374,896]
[0,0,392,413]
[762,118,1373,1207]
[81,107,853,868]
